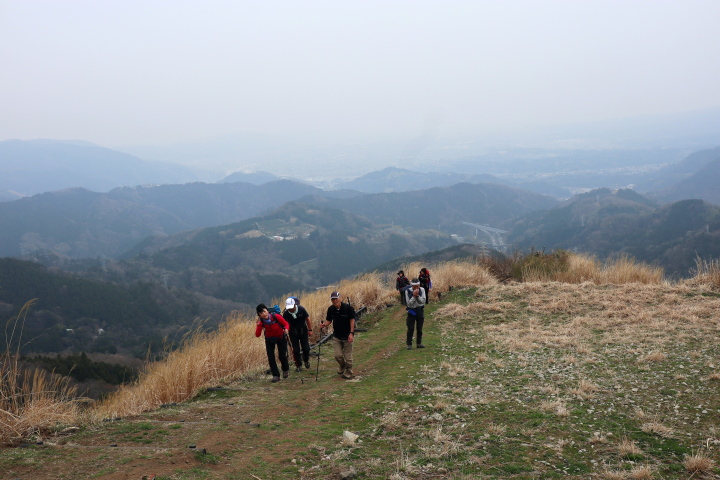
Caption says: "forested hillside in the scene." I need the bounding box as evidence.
[116,202,458,299]
[0,202,460,358]
[0,258,220,356]
[509,189,720,277]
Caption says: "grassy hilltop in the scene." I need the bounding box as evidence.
[1,254,719,479]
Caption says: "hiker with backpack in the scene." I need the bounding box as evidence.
[320,291,356,379]
[405,278,427,349]
[283,297,313,372]
[255,303,291,383]
[419,267,432,304]
[396,270,411,305]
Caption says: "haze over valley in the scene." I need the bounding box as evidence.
[1,1,720,397]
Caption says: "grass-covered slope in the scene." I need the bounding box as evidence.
[2,264,719,479]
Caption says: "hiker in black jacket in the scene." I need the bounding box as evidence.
[283,297,313,372]
[396,270,410,305]
[320,291,356,379]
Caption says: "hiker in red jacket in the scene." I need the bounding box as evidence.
[255,303,290,383]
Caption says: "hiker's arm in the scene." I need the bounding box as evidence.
[279,316,290,331]
[306,314,313,332]
[348,318,356,342]
[321,307,332,328]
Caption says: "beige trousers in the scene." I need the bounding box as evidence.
[332,337,353,374]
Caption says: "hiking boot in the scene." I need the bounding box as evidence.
[417,344,425,349]
[271,376,280,383]
[304,361,311,369]
[406,345,412,350]
[337,368,345,375]
[341,371,353,379]
[295,366,302,372]
[282,370,289,379]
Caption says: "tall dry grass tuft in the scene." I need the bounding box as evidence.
[522,253,664,285]
[683,451,715,473]
[422,260,498,293]
[96,314,264,419]
[600,255,664,285]
[689,256,720,290]
[1,301,82,443]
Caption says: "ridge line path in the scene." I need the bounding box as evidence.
[1,302,430,479]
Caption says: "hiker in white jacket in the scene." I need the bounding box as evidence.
[404,279,426,349]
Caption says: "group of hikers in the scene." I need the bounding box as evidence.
[255,268,431,382]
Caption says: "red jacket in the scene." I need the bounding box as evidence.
[255,313,289,339]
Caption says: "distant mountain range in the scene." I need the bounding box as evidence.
[0,179,354,258]
[635,147,720,205]
[0,139,200,199]
[331,166,568,198]
[218,170,282,185]
[0,179,554,260]
[302,182,560,235]
[3,138,718,206]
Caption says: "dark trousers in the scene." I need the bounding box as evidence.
[421,285,430,303]
[406,307,425,345]
[289,331,310,366]
[399,290,407,305]
[265,336,289,377]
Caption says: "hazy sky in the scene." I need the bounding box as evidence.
[2,0,720,149]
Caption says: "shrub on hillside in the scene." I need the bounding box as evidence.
[516,249,571,282]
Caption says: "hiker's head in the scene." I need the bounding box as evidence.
[398,270,404,276]
[411,279,421,291]
[256,303,269,319]
[330,291,341,306]
[285,297,297,312]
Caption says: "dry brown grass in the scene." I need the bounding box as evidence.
[638,351,667,363]
[641,422,674,438]
[688,256,720,290]
[601,469,628,480]
[522,254,665,285]
[420,260,498,293]
[683,451,715,473]
[1,301,84,444]
[628,465,655,479]
[618,438,643,457]
[539,399,570,417]
[570,379,600,399]
[96,316,265,419]
[6,252,720,445]
[0,357,81,444]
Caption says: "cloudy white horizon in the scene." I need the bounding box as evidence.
[2,0,720,155]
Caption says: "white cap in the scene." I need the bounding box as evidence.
[285,298,296,308]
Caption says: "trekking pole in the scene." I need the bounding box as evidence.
[285,330,295,369]
[315,326,325,381]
